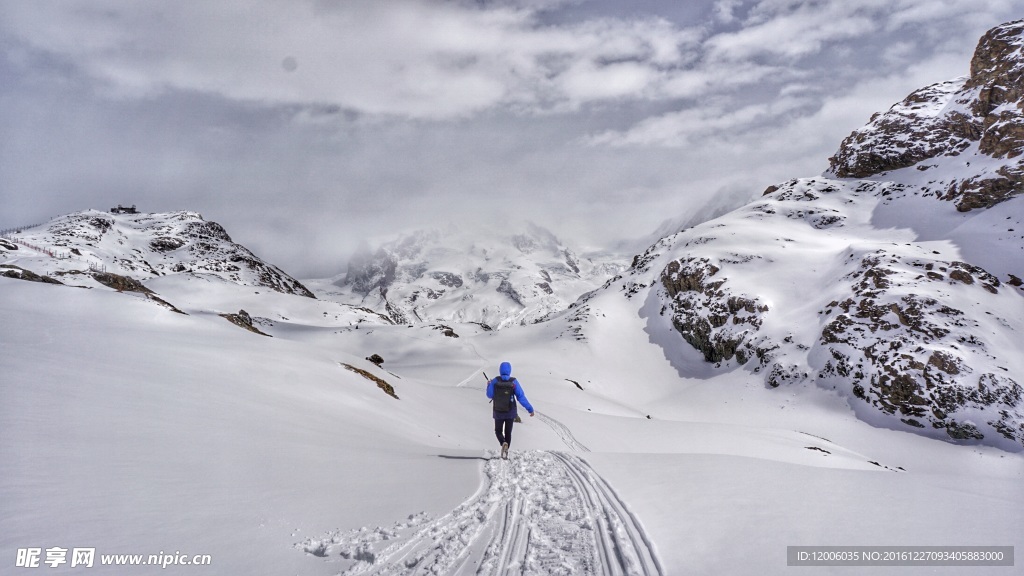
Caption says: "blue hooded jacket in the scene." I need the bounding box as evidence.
[487,361,534,419]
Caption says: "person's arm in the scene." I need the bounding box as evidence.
[486,378,495,399]
[514,380,535,415]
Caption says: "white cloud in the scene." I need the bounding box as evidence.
[3,0,1000,124]
[2,0,1021,275]
[581,0,1015,149]
[586,94,810,147]
[0,0,706,119]
[712,0,745,25]
[884,0,1018,30]
[706,3,882,61]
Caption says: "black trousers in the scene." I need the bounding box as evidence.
[494,418,514,446]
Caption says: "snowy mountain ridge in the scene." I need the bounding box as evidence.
[828,19,1024,210]
[329,221,626,329]
[0,208,315,298]
[563,20,1024,450]
[4,20,1024,576]
[3,21,1022,453]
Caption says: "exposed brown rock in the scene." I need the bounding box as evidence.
[220,309,271,337]
[1,265,63,285]
[828,20,1024,209]
[341,363,399,399]
[91,272,152,293]
[660,257,768,364]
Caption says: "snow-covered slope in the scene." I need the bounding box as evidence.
[583,180,1024,449]
[568,20,1024,451]
[4,19,1024,576]
[326,222,625,329]
[1,207,315,298]
[3,246,1021,575]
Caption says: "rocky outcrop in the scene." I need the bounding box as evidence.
[341,363,399,399]
[92,272,152,293]
[150,237,185,252]
[497,277,526,307]
[220,309,271,337]
[430,271,463,288]
[812,247,1022,445]
[1,265,62,285]
[660,256,769,365]
[622,21,1024,450]
[626,167,1024,449]
[828,19,1024,210]
[828,78,978,178]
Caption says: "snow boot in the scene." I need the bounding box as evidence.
[501,442,509,459]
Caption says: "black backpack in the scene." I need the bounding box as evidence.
[492,378,516,412]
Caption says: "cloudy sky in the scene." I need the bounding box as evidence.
[1,1,1020,276]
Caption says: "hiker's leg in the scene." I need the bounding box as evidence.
[503,419,514,447]
[494,419,505,444]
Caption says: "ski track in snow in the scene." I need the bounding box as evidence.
[299,451,662,576]
[537,412,591,452]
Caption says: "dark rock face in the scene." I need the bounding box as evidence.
[92,272,153,293]
[384,301,410,325]
[430,271,463,288]
[966,20,1024,125]
[497,278,525,306]
[341,363,399,399]
[220,309,271,337]
[432,324,459,338]
[564,249,581,275]
[150,237,185,252]
[89,217,113,233]
[816,250,1022,445]
[184,221,232,243]
[828,78,978,178]
[1,265,62,285]
[660,256,769,365]
[828,19,1024,210]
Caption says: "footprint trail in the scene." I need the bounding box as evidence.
[298,450,662,575]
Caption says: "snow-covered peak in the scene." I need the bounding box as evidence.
[1,208,314,297]
[328,222,626,328]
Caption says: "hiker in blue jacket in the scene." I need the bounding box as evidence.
[486,361,534,459]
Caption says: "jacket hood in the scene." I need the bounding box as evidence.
[499,361,512,380]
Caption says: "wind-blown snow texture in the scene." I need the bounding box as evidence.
[3,19,1024,576]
